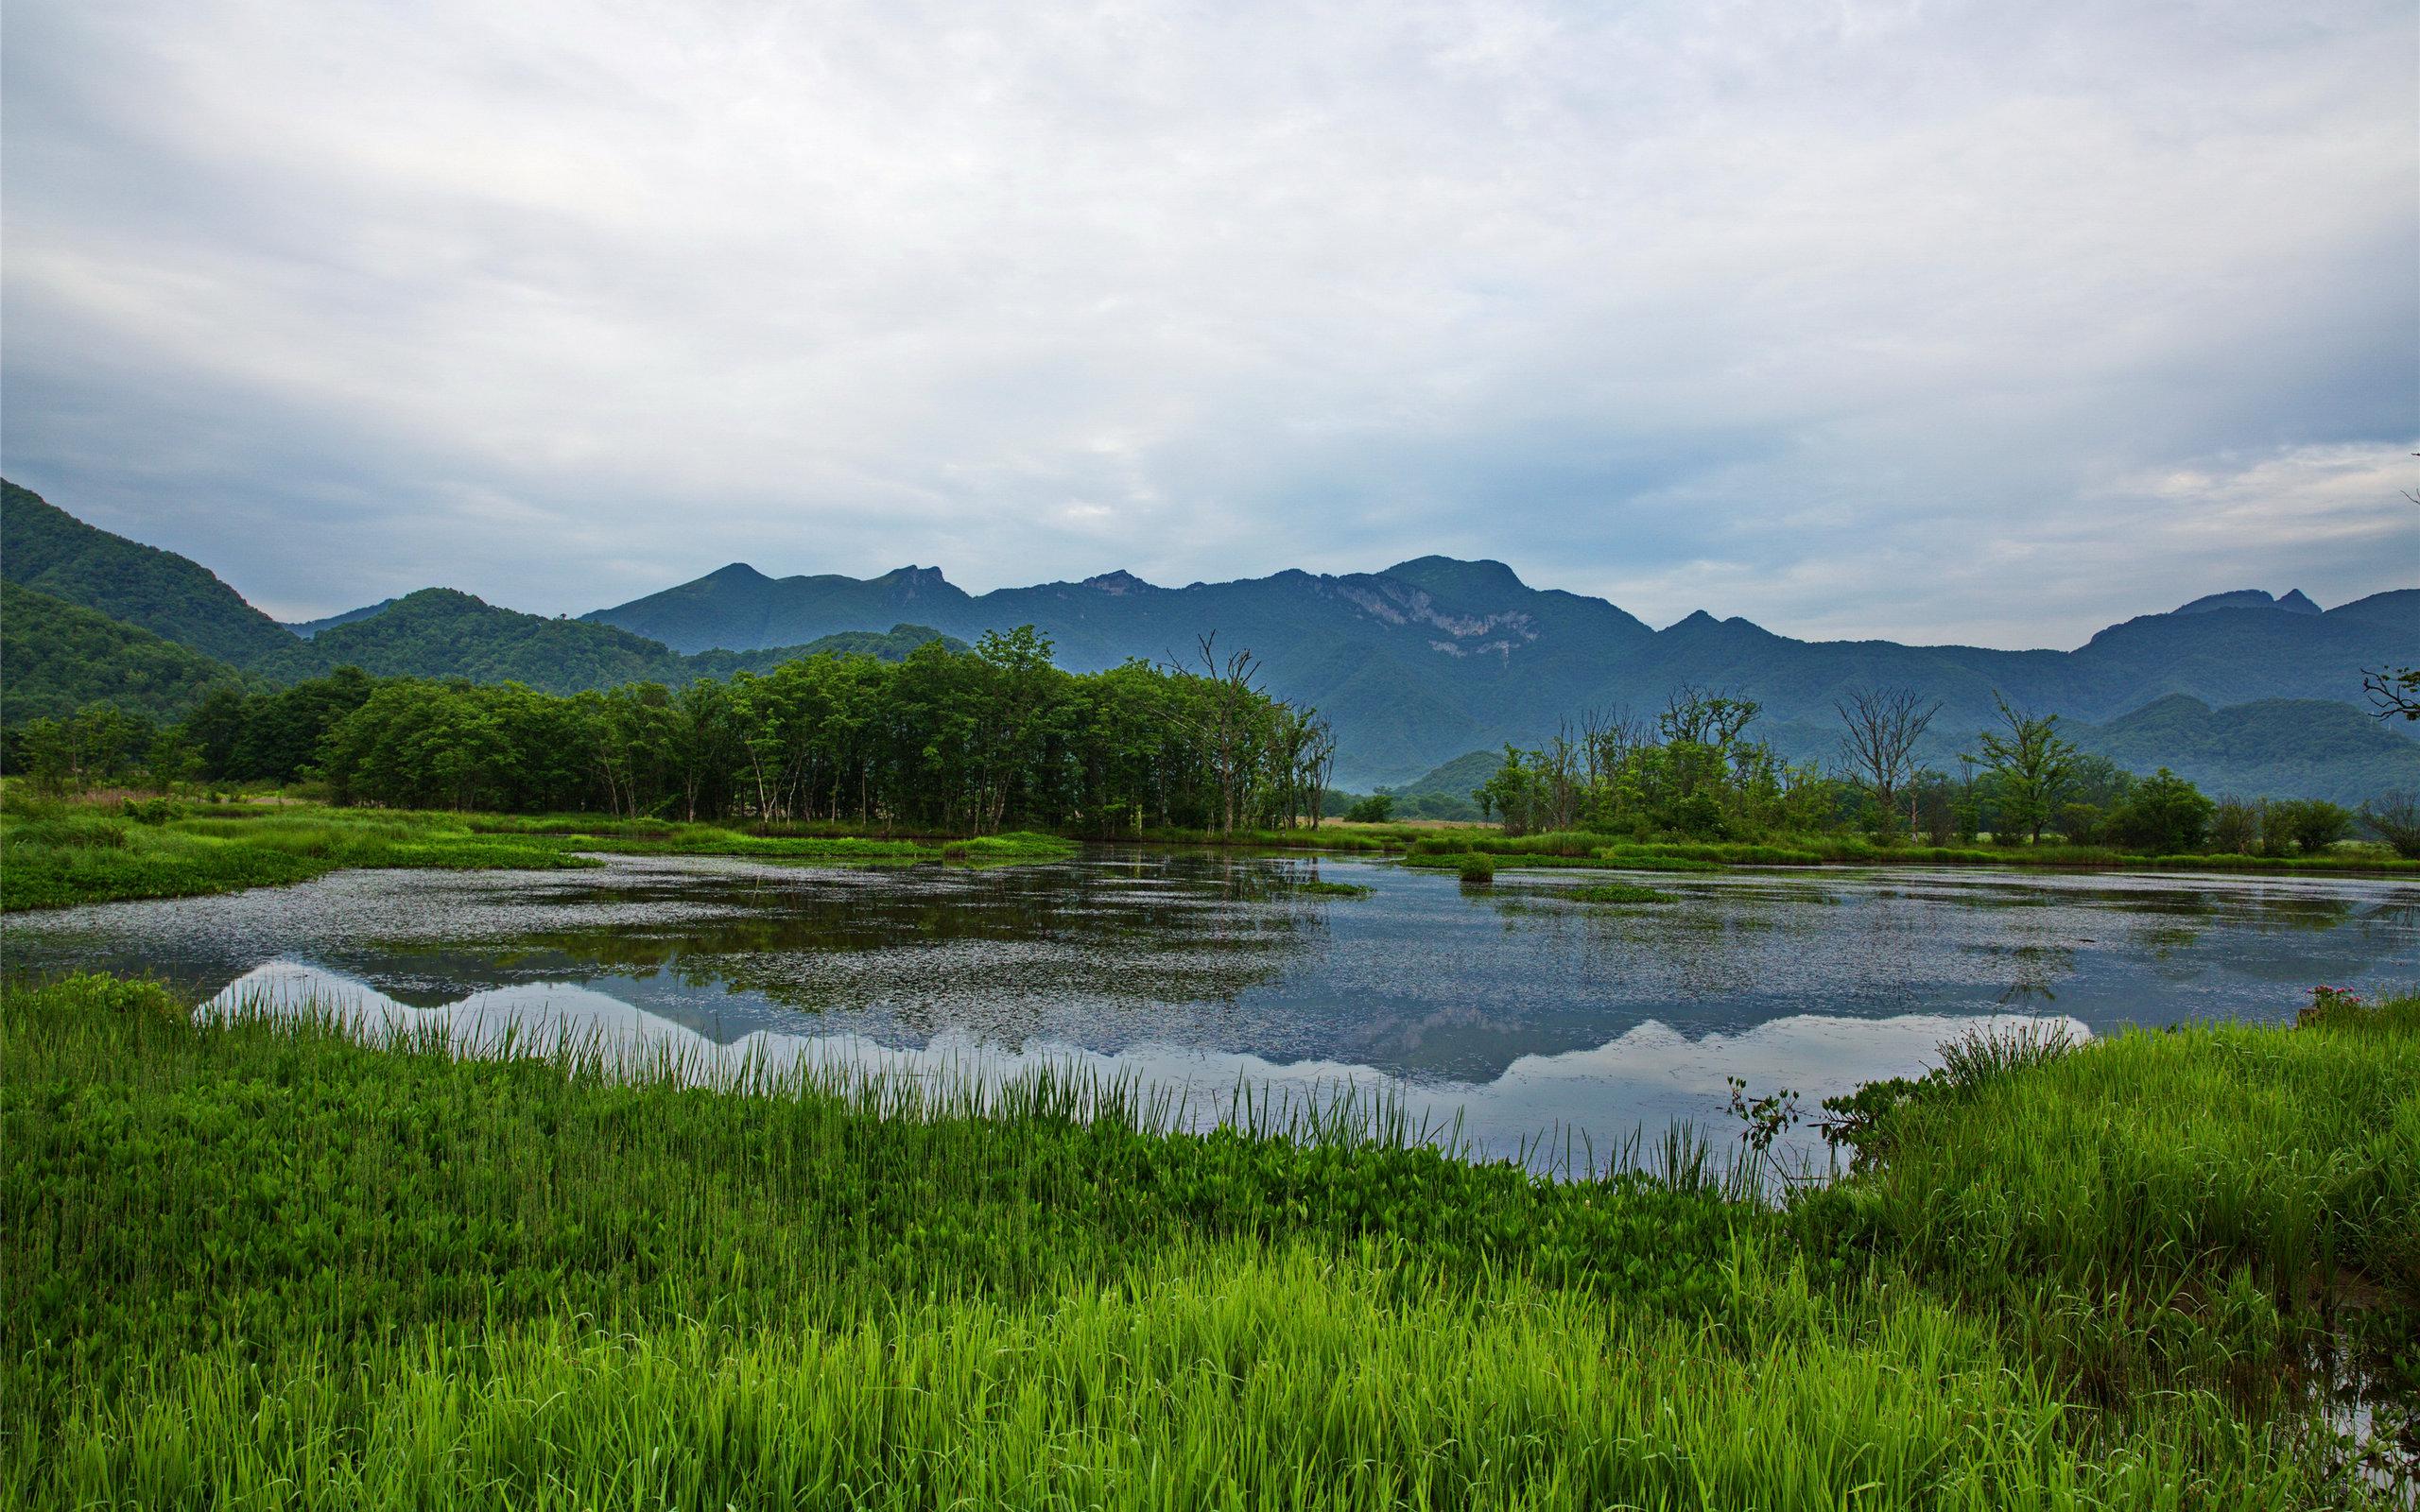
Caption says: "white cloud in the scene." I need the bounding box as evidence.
[3,0,2412,636]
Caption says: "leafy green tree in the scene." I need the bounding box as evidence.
[2264,798,2353,854]
[2105,768,2214,854]
[1972,695,2081,844]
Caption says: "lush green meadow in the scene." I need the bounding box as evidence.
[0,794,1076,911]
[2,973,2411,1507]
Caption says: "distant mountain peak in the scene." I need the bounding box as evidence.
[1379,556,1530,600]
[876,565,950,592]
[2172,588,2322,617]
[1080,570,1154,595]
[703,561,770,584]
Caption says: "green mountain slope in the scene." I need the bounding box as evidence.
[254,588,962,693]
[0,583,244,725]
[285,600,398,638]
[2066,696,2420,807]
[1,480,294,665]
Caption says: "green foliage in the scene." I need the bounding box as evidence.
[1342,792,1394,823]
[2361,792,2420,859]
[0,800,1078,912]
[1294,878,1374,898]
[1564,882,1671,903]
[2104,768,2216,853]
[0,800,590,910]
[1,974,2396,1506]
[1806,1000,2420,1416]
[1477,693,1836,843]
[0,584,244,728]
[251,587,968,695]
[1456,851,1495,885]
[2070,695,2420,808]
[1971,695,2083,844]
[0,480,294,664]
[2264,798,2355,853]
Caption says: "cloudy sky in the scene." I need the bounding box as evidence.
[5,0,2413,644]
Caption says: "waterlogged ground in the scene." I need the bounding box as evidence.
[7,849,2416,1164]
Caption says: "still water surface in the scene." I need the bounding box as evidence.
[8,850,2415,1164]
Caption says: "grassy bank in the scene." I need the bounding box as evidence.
[4,975,2411,1506]
[1400,830,2420,877]
[0,797,1077,912]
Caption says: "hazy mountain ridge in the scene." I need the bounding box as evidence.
[4,477,2411,797]
[590,552,2416,786]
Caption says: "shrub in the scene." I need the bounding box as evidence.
[2360,792,2420,860]
[2265,799,2353,854]
[2105,769,2213,854]
[2056,801,2104,846]
[2207,798,2259,854]
[1343,793,1395,824]
[1457,853,1495,885]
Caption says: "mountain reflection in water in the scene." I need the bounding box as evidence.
[7,850,2414,1163]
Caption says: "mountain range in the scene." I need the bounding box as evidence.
[3,477,2413,800]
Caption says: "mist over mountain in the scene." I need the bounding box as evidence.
[4,478,2411,798]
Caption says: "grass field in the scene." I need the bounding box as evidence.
[0,796,1077,912]
[3,973,2411,1507]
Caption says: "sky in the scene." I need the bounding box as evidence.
[4,0,2414,645]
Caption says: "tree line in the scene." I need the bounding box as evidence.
[1475,685,2416,857]
[0,629,1343,835]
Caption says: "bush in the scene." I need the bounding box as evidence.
[2055,802,2104,846]
[2264,798,2353,854]
[2207,798,2258,854]
[2105,769,2213,854]
[1343,793,1395,824]
[1457,852,1495,885]
[2360,792,2420,860]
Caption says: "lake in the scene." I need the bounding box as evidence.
[7,850,2415,1167]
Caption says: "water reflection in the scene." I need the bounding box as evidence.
[207,958,2085,1169]
[6,850,2415,1156]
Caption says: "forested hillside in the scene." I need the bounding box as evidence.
[2071,696,2420,807]
[253,590,964,691]
[0,482,293,665]
[0,585,244,725]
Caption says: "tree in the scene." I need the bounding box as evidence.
[2265,798,2352,854]
[1835,686,1939,840]
[1343,792,1394,824]
[1971,694,2081,844]
[2363,664,2419,722]
[2105,768,2213,854]
[2360,791,2420,859]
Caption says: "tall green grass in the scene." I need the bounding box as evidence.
[5,973,2405,1505]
